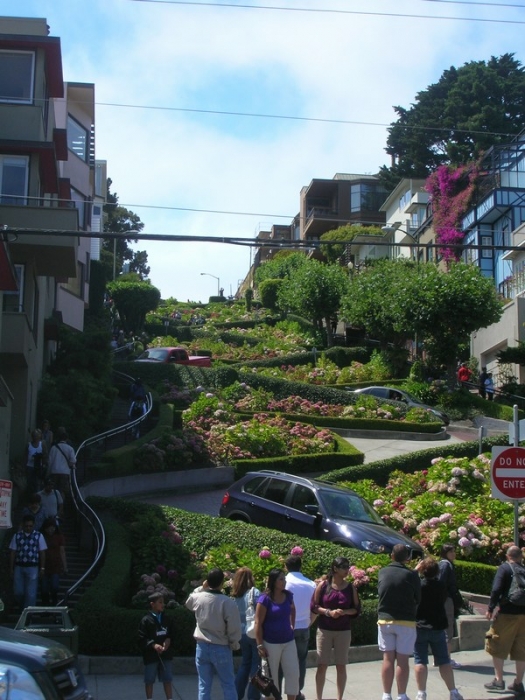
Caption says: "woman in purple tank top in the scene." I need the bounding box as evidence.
[255,568,300,700]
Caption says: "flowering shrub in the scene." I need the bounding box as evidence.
[158,380,199,407]
[132,571,179,608]
[425,162,479,262]
[342,454,519,563]
[133,428,210,471]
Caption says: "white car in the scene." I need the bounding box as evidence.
[351,386,450,425]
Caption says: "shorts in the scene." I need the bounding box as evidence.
[144,658,173,685]
[414,628,450,667]
[485,614,525,662]
[316,628,352,665]
[378,622,417,656]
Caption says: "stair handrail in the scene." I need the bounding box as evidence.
[59,370,153,604]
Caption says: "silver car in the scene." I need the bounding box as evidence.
[351,386,449,425]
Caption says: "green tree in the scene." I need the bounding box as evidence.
[380,54,525,187]
[320,224,385,264]
[258,278,284,311]
[278,260,349,346]
[103,178,149,280]
[342,260,502,371]
[254,251,308,285]
[107,279,161,333]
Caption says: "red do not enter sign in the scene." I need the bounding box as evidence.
[491,446,525,501]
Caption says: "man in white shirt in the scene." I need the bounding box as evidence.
[38,478,64,521]
[285,555,316,700]
[48,427,76,499]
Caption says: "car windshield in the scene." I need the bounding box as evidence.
[318,489,385,525]
[139,348,168,361]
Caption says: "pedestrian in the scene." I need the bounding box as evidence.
[185,568,241,700]
[485,373,495,401]
[231,567,261,700]
[9,514,47,611]
[284,554,316,700]
[457,363,472,388]
[311,556,360,700]
[40,517,67,606]
[47,427,76,499]
[129,397,147,439]
[22,493,48,533]
[139,592,175,700]
[377,543,421,700]
[438,543,464,668]
[413,557,464,700]
[131,377,146,402]
[255,568,300,700]
[38,478,64,523]
[25,429,47,495]
[478,366,488,399]
[484,545,525,694]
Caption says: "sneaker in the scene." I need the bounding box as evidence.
[508,680,525,694]
[416,692,427,700]
[396,695,411,700]
[484,678,505,691]
[382,695,392,700]
[450,658,462,669]
[450,690,464,700]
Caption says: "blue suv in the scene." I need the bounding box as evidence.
[219,470,423,557]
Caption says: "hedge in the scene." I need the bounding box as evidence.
[74,516,196,656]
[78,500,387,654]
[316,434,509,486]
[235,346,372,370]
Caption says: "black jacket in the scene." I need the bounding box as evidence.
[488,562,525,615]
[138,611,176,663]
[416,578,448,630]
[378,561,421,622]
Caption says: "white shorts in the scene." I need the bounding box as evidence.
[378,623,417,656]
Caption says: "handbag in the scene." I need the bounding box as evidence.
[245,587,257,639]
[250,659,282,699]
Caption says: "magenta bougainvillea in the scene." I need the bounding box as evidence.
[425,162,479,263]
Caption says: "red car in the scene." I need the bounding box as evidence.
[135,347,211,366]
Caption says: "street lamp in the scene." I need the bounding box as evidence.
[200,272,220,295]
[382,222,421,264]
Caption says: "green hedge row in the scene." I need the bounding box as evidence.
[317,434,509,486]
[74,517,196,656]
[78,500,386,654]
[235,346,372,370]
[454,559,496,596]
[233,411,442,434]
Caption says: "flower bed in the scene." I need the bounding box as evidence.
[339,453,519,564]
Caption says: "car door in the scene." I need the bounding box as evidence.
[250,477,291,529]
[282,483,320,538]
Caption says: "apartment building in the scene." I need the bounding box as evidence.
[0,17,99,470]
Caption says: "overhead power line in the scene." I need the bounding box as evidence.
[128,0,525,25]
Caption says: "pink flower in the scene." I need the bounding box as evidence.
[156,565,166,575]
[259,548,271,559]
[290,546,304,556]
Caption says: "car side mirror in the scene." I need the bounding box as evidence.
[305,504,320,516]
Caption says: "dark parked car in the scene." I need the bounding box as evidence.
[0,626,92,699]
[351,386,449,425]
[219,471,423,557]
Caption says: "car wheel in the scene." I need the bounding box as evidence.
[229,514,250,523]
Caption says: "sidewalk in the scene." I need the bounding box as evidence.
[85,647,519,700]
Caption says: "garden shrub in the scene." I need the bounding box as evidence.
[74,517,196,656]
[455,559,495,595]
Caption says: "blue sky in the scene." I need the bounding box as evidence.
[3,0,525,301]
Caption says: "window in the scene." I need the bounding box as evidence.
[3,264,25,312]
[70,188,86,228]
[263,478,289,505]
[67,115,88,161]
[0,156,29,205]
[0,51,34,103]
[482,236,493,258]
[290,485,317,513]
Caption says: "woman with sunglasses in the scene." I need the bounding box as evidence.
[311,557,360,700]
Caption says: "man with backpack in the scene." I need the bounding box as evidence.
[485,545,525,694]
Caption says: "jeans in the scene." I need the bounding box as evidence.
[294,627,310,691]
[13,566,39,609]
[196,641,237,700]
[41,573,60,605]
[235,634,260,700]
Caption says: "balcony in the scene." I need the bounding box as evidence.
[0,205,78,276]
[0,312,35,367]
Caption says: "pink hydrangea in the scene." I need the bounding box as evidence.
[259,548,271,559]
[290,546,304,556]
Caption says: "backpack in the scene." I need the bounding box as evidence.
[131,402,143,419]
[507,562,525,606]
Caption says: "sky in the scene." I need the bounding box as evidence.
[3,0,525,302]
